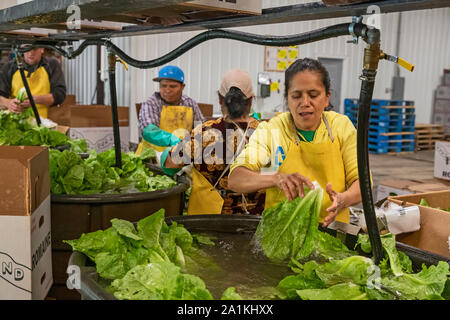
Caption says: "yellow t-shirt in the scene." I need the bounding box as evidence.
[229,111,359,188]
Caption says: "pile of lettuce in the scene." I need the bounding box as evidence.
[255,186,450,300]
[0,108,72,147]
[50,148,174,195]
[65,209,227,300]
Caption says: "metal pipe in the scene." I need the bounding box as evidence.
[98,24,370,69]
[357,39,384,264]
[14,51,41,126]
[107,50,122,169]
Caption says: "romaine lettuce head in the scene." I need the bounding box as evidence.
[16,87,27,102]
[255,185,323,263]
[110,261,213,300]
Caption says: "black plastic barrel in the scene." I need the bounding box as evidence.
[67,214,450,300]
[48,166,189,299]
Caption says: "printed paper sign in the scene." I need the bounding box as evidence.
[265,45,299,72]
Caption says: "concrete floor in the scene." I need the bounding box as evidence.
[369,150,436,189]
[349,149,441,210]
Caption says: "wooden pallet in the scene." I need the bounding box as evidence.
[415,124,445,150]
[445,132,450,141]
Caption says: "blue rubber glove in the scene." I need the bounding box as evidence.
[250,112,261,121]
[142,123,181,147]
[160,146,181,176]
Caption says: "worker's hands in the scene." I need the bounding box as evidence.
[324,182,346,227]
[19,98,32,108]
[274,172,315,201]
[5,98,27,113]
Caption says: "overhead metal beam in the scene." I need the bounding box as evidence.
[0,0,190,32]
[48,0,450,41]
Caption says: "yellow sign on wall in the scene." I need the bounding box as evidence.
[270,82,279,92]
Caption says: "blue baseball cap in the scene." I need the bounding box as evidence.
[153,65,185,83]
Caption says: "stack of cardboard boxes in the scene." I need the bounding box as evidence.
[432,69,450,134]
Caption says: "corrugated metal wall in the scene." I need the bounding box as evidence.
[62,42,97,105]
[63,1,450,143]
[62,37,131,106]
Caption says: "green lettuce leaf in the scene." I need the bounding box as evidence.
[221,287,244,300]
[137,209,170,262]
[355,233,412,276]
[296,283,369,300]
[68,138,88,153]
[314,256,375,286]
[277,273,326,299]
[111,218,143,241]
[380,261,450,300]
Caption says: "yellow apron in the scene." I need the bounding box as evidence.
[11,66,51,118]
[187,119,250,215]
[136,105,194,154]
[187,167,225,215]
[265,115,350,223]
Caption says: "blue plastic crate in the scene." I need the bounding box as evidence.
[369,124,404,134]
[370,99,414,108]
[344,99,415,114]
[368,141,415,154]
[368,112,415,123]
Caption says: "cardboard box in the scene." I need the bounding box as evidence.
[187,0,261,14]
[0,146,53,299]
[434,141,450,181]
[198,103,213,118]
[69,126,130,153]
[48,104,129,128]
[433,98,450,114]
[322,0,373,5]
[376,178,450,201]
[48,104,130,153]
[376,180,415,200]
[432,113,450,127]
[55,125,70,135]
[388,190,450,258]
[444,69,450,86]
[435,85,450,100]
[126,0,261,26]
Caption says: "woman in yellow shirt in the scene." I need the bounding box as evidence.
[228,58,361,227]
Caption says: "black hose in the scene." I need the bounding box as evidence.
[357,69,384,264]
[101,23,369,69]
[17,64,41,126]
[108,54,122,169]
